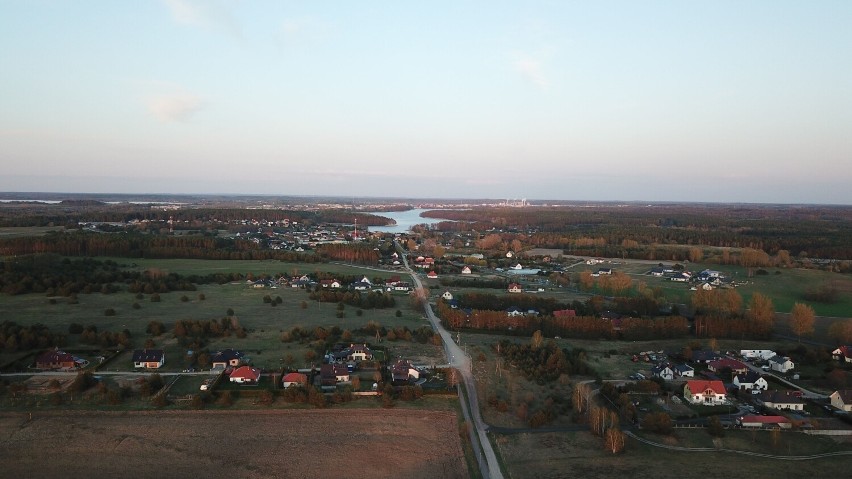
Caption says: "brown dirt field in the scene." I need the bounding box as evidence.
[0,409,466,479]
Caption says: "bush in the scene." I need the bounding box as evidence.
[198,293,206,301]
[641,412,673,434]
[132,302,141,310]
[150,293,161,302]
[68,323,84,334]
[180,295,189,302]
[104,308,116,316]
[395,310,402,318]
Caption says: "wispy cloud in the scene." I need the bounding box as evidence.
[512,52,548,89]
[162,0,241,38]
[147,93,206,122]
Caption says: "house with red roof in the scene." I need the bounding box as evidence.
[281,372,308,388]
[35,350,77,370]
[553,309,576,318]
[684,380,727,405]
[427,271,438,279]
[229,366,262,384]
[736,415,792,429]
[507,283,523,293]
[832,346,852,364]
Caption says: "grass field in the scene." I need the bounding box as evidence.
[496,428,852,479]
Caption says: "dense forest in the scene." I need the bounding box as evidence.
[422,205,852,260]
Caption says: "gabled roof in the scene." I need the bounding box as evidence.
[708,358,749,371]
[769,355,792,364]
[757,390,805,405]
[734,371,762,384]
[739,415,791,425]
[132,349,164,362]
[685,380,726,395]
[36,350,75,365]
[674,363,694,373]
[230,366,262,381]
[833,390,852,404]
[282,372,307,384]
[211,348,244,363]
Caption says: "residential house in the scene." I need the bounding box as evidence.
[132,349,165,369]
[211,349,244,369]
[506,251,514,258]
[427,271,438,279]
[670,272,691,282]
[707,358,749,376]
[596,267,612,275]
[392,282,412,292]
[507,283,523,293]
[737,415,792,429]
[831,346,852,364]
[352,281,371,290]
[320,364,350,386]
[674,363,695,378]
[684,380,727,405]
[511,263,523,270]
[281,372,308,388]
[461,266,472,275]
[320,279,342,289]
[769,355,795,373]
[347,344,373,362]
[648,267,665,277]
[733,371,769,391]
[35,350,76,370]
[441,291,454,301]
[229,366,262,384]
[829,390,852,412]
[391,359,420,385]
[756,390,805,411]
[652,364,675,381]
[506,307,524,317]
[691,350,722,363]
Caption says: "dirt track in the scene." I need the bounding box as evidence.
[0,409,466,479]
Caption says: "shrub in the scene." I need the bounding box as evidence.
[104,308,116,316]
[132,302,141,310]
[180,295,189,302]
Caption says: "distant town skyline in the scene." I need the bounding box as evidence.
[1,1,850,205]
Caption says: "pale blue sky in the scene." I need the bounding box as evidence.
[1,1,850,204]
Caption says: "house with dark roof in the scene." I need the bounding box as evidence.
[652,364,675,381]
[674,363,695,378]
[320,364,350,386]
[36,350,77,370]
[691,350,722,363]
[391,359,420,385]
[829,390,852,412]
[756,390,805,411]
[210,348,244,369]
[707,358,749,376]
[132,349,164,369]
[684,380,727,405]
[769,355,795,373]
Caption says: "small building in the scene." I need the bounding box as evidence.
[507,283,523,293]
[132,349,165,369]
[829,389,852,412]
[441,290,454,301]
[652,364,675,381]
[737,415,792,429]
[320,364,350,386]
[229,366,262,384]
[684,380,727,405]
[461,266,472,275]
[427,271,438,279]
[281,372,308,388]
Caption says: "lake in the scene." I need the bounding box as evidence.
[368,209,449,233]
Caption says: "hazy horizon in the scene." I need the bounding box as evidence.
[2,1,850,204]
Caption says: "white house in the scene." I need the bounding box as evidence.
[461,266,472,275]
[507,283,523,293]
[132,349,164,369]
[674,363,695,378]
[441,291,454,301]
[769,355,795,373]
[652,364,675,381]
[684,380,727,405]
[733,371,769,391]
[829,390,852,412]
[756,390,805,411]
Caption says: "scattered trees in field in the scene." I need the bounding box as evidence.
[790,302,816,342]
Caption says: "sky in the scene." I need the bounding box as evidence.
[1,1,851,204]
